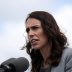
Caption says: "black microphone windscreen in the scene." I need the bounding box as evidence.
[1,58,16,66]
[9,57,29,72]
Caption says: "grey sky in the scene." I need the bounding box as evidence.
[0,0,60,21]
[0,0,72,22]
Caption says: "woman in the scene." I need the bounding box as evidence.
[24,11,72,72]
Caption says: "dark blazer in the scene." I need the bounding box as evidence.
[51,48,72,72]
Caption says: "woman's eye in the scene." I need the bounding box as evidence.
[26,26,39,33]
[26,28,29,33]
[32,26,39,30]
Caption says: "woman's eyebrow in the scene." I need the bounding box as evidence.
[31,24,40,27]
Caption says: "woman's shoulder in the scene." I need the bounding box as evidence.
[63,47,72,56]
[51,47,72,72]
[62,47,72,72]
[62,47,72,62]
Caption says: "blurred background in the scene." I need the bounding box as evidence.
[0,0,72,71]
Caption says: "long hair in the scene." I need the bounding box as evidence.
[24,11,68,72]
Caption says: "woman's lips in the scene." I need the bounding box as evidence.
[30,39,38,45]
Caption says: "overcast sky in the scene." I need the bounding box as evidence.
[0,0,72,71]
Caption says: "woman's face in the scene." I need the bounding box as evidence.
[26,18,48,49]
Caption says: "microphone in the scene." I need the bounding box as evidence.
[1,58,16,65]
[0,57,29,72]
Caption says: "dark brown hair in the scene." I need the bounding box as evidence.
[25,11,68,72]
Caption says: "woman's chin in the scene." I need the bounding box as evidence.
[31,45,40,49]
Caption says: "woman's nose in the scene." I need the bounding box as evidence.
[28,29,34,37]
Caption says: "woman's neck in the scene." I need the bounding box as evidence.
[40,45,51,68]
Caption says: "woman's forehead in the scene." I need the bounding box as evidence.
[26,18,41,27]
